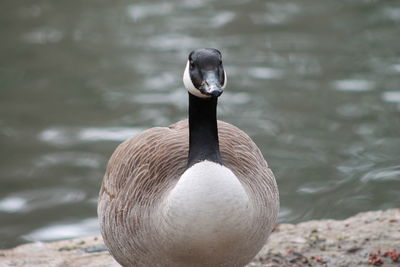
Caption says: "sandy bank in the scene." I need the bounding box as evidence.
[1,209,399,267]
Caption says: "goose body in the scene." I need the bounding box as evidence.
[98,48,279,267]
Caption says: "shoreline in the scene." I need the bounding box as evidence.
[1,209,399,267]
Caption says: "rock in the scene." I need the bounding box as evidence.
[0,237,118,267]
[0,209,399,267]
[253,209,400,267]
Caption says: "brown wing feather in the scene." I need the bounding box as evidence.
[100,119,276,206]
[100,122,188,206]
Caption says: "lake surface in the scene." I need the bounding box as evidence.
[0,0,399,249]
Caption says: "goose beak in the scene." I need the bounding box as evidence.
[199,71,223,97]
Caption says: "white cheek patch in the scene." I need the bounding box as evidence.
[183,61,210,98]
[222,70,227,90]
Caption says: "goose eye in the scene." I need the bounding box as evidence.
[189,61,195,69]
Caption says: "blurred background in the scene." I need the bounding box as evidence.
[1,0,399,249]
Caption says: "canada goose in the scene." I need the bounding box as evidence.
[98,48,279,267]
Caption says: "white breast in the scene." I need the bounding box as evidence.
[156,161,256,265]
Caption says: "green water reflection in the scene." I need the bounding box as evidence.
[0,0,399,248]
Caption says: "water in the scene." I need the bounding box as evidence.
[0,0,399,249]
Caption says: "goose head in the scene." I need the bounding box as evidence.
[183,48,227,98]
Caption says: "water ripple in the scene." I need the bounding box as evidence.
[34,152,102,169]
[126,2,174,21]
[0,196,27,213]
[382,91,400,103]
[297,181,336,195]
[361,165,400,183]
[248,67,284,80]
[143,72,177,90]
[211,12,235,28]
[23,218,99,242]
[147,34,201,51]
[39,126,143,146]
[382,7,400,22]
[0,189,86,213]
[134,90,187,106]
[333,79,375,92]
[336,103,368,118]
[21,27,63,44]
[391,64,400,73]
[251,2,301,25]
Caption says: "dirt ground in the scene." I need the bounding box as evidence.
[0,209,399,267]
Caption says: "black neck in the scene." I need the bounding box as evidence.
[187,93,223,168]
